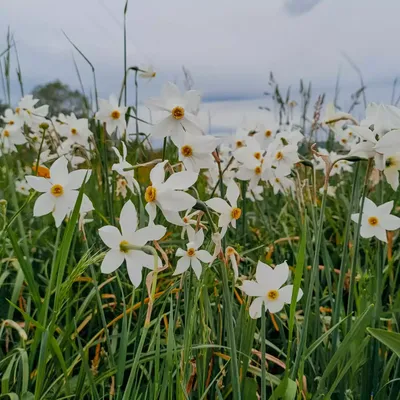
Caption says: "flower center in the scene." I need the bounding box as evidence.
[341,138,347,144]
[71,128,78,135]
[275,178,280,183]
[265,129,272,137]
[181,145,193,157]
[231,207,242,220]
[368,216,379,226]
[226,246,235,256]
[171,106,185,120]
[254,166,262,175]
[183,216,189,223]
[145,186,157,202]
[8,120,14,126]
[254,152,261,160]
[386,157,396,168]
[275,151,284,161]
[119,240,130,253]
[3,130,10,137]
[348,131,353,137]
[187,247,196,257]
[111,110,121,120]
[50,184,64,197]
[15,107,20,114]
[267,289,279,301]
[236,140,244,148]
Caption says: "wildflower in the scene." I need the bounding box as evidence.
[233,137,264,166]
[172,132,218,172]
[96,95,127,137]
[351,198,400,242]
[265,170,295,195]
[265,140,299,176]
[15,95,49,127]
[163,209,202,238]
[384,154,400,191]
[241,260,303,318]
[254,123,276,149]
[206,179,241,238]
[99,200,166,287]
[144,160,198,223]
[59,113,92,148]
[173,226,213,279]
[235,160,266,190]
[274,130,304,147]
[139,64,156,80]
[25,156,91,227]
[146,82,202,139]
[225,246,240,280]
[116,177,129,198]
[1,109,23,129]
[1,126,26,153]
[15,179,31,196]
[112,142,140,194]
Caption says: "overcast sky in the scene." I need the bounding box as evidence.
[1,0,400,132]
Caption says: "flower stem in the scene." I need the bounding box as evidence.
[261,303,266,400]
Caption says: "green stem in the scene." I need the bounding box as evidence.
[162,137,167,161]
[261,303,266,400]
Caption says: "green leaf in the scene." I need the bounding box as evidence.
[367,328,400,357]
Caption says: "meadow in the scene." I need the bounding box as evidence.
[1,33,400,400]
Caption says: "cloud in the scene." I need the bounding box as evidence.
[283,0,324,16]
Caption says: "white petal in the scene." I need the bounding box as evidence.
[101,249,124,273]
[145,202,157,224]
[360,223,377,239]
[194,229,204,249]
[151,116,176,139]
[120,200,138,236]
[50,157,69,185]
[129,250,161,270]
[163,210,185,226]
[351,213,360,224]
[377,201,394,215]
[226,180,240,207]
[249,297,265,319]
[33,193,54,217]
[26,176,51,192]
[176,248,186,257]
[125,256,143,287]
[363,197,378,214]
[99,225,122,249]
[265,298,285,314]
[131,225,166,246]
[278,285,303,304]
[163,171,198,190]
[191,257,202,279]
[374,226,388,243]
[196,250,213,263]
[206,198,231,214]
[255,261,274,287]
[173,256,190,275]
[157,190,196,212]
[150,161,167,185]
[384,168,399,191]
[380,214,400,231]
[271,261,290,289]
[66,169,91,190]
[241,281,266,297]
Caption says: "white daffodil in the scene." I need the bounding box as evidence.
[1,108,23,130]
[254,123,277,150]
[96,95,127,137]
[246,185,263,202]
[241,260,303,319]
[25,156,91,227]
[360,103,400,136]
[333,127,356,150]
[1,126,26,153]
[274,130,304,147]
[139,65,156,80]
[173,226,213,279]
[163,209,202,238]
[206,179,241,238]
[351,198,400,243]
[226,246,240,281]
[233,137,264,167]
[146,82,202,139]
[15,179,31,196]
[59,113,92,148]
[172,132,218,172]
[112,142,140,194]
[144,160,198,223]
[235,161,266,190]
[116,177,129,199]
[384,154,400,191]
[15,95,49,127]
[323,102,353,127]
[265,170,295,195]
[99,200,166,287]
[265,140,299,176]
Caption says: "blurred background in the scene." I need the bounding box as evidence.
[1,0,399,134]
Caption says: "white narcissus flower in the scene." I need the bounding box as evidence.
[206,179,241,238]
[1,109,23,129]
[99,200,166,287]
[351,198,400,243]
[15,179,31,196]
[274,130,304,147]
[146,82,202,139]
[144,160,198,223]
[235,161,266,190]
[384,154,400,191]
[59,113,92,148]
[139,65,156,80]
[360,103,400,136]
[233,136,264,166]
[254,123,276,150]
[25,156,91,227]
[266,141,299,176]
[241,260,303,319]
[112,142,140,194]
[1,125,26,153]
[172,132,218,172]
[266,171,295,195]
[323,102,353,127]
[116,177,129,199]
[96,95,127,137]
[15,95,49,127]
[173,226,213,279]
[163,209,202,238]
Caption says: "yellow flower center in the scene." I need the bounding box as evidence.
[265,129,272,137]
[50,184,64,197]
[368,216,379,226]
[181,145,193,157]
[275,151,284,161]
[231,207,242,220]
[171,106,185,120]
[119,240,130,253]
[15,107,20,114]
[254,152,261,160]
[341,138,347,144]
[348,131,353,137]
[183,216,189,223]
[151,72,156,77]
[145,186,157,202]
[254,166,262,175]
[267,289,279,301]
[275,178,280,183]
[187,248,196,257]
[3,130,10,137]
[111,110,121,120]
[236,140,244,148]
[71,128,78,135]
[8,120,14,126]
[226,246,235,256]
[386,157,396,168]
